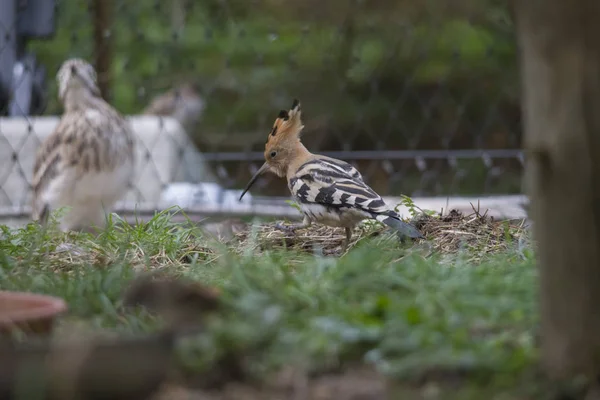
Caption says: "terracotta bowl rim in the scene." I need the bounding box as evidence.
[0,290,68,324]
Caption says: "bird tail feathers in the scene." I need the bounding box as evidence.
[374,212,423,239]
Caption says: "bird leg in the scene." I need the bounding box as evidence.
[342,227,353,253]
[274,216,311,235]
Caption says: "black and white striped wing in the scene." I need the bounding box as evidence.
[313,155,364,182]
[290,158,389,214]
[290,158,423,238]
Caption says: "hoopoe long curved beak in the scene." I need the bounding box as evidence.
[239,162,270,201]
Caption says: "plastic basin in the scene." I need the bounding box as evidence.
[0,291,67,335]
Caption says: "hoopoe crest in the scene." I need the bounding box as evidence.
[239,99,423,250]
[262,98,305,178]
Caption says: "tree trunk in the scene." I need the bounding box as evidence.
[514,0,600,382]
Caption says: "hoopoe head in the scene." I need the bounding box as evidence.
[57,58,101,101]
[239,99,304,200]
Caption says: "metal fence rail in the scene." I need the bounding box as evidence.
[0,0,523,218]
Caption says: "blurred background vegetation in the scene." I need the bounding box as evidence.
[28,0,521,196]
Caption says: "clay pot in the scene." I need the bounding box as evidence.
[0,291,67,335]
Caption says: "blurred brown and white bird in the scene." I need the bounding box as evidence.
[239,99,423,251]
[122,273,220,333]
[31,58,135,232]
[142,82,205,135]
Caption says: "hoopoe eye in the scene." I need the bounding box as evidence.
[270,151,277,158]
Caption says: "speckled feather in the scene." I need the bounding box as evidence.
[31,59,135,230]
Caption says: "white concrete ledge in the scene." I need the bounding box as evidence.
[385,194,528,220]
[0,194,528,226]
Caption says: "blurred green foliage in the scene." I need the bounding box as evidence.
[31,0,518,153]
[0,210,539,396]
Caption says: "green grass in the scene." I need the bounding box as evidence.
[0,208,541,397]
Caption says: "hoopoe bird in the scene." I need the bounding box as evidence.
[239,99,423,251]
[31,58,135,232]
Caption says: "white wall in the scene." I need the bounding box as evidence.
[0,115,216,213]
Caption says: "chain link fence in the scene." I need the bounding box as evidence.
[0,0,523,221]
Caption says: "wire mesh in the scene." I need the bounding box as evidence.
[0,0,523,217]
